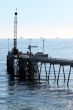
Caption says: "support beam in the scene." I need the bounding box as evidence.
[44,63,47,79]
[57,65,61,85]
[40,63,42,74]
[53,64,56,80]
[62,66,65,82]
[67,66,71,86]
[37,63,40,80]
[39,62,42,80]
[48,63,51,80]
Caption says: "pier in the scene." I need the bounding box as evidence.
[7,11,73,86]
[7,49,73,86]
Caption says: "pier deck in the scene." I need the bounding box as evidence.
[7,53,72,86]
[18,54,73,66]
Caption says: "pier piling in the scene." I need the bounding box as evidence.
[67,66,71,86]
[57,65,61,85]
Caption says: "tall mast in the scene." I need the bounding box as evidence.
[14,10,17,49]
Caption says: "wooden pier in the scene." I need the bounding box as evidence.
[7,51,73,86]
[7,10,73,86]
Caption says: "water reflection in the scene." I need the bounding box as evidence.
[7,76,42,110]
[0,74,73,110]
[1,39,73,110]
[6,76,73,110]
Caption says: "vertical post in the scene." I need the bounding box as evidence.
[37,63,40,80]
[14,59,18,75]
[53,64,56,80]
[44,63,47,79]
[62,66,65,82]
[39,63,42,80]
[67,66,71,86]
[57,65,61,85]
[48,63,51,80]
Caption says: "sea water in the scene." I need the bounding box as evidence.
[0,39,73,110]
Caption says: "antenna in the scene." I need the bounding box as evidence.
[43,39,44,53]
[14,9,17,49]
[8,38,9,51]
[29,38,31,45]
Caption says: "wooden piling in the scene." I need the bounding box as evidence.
[67,66,71,86]
[53,64,56,80]
[48,63,51,80]
[44,63,47,79]
[62,66,65,82]
[57,65,61,85]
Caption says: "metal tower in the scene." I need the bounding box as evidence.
[14,10,17,49]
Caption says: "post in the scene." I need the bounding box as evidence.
[62,66,65,82]
[67,66,71,86]
[44,63,47,79]
[57,65,61,85]
[53,64,56,80]
[48,63,51,80]
[37,63,40,80]
[39,62,42,80]
[14,10,17,49]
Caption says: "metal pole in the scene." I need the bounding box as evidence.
[14,9,17,49]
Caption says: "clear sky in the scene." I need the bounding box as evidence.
[0,0,73,39]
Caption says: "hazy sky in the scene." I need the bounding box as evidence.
[0,0,73,39]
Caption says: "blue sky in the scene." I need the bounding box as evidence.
[0,0,73,39]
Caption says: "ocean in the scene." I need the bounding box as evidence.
[0,39,73,110]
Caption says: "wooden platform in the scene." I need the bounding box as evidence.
[14,53,73,66]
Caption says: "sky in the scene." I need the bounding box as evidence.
[0,0,73,39]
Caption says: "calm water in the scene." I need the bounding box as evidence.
[1,39,73,110]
